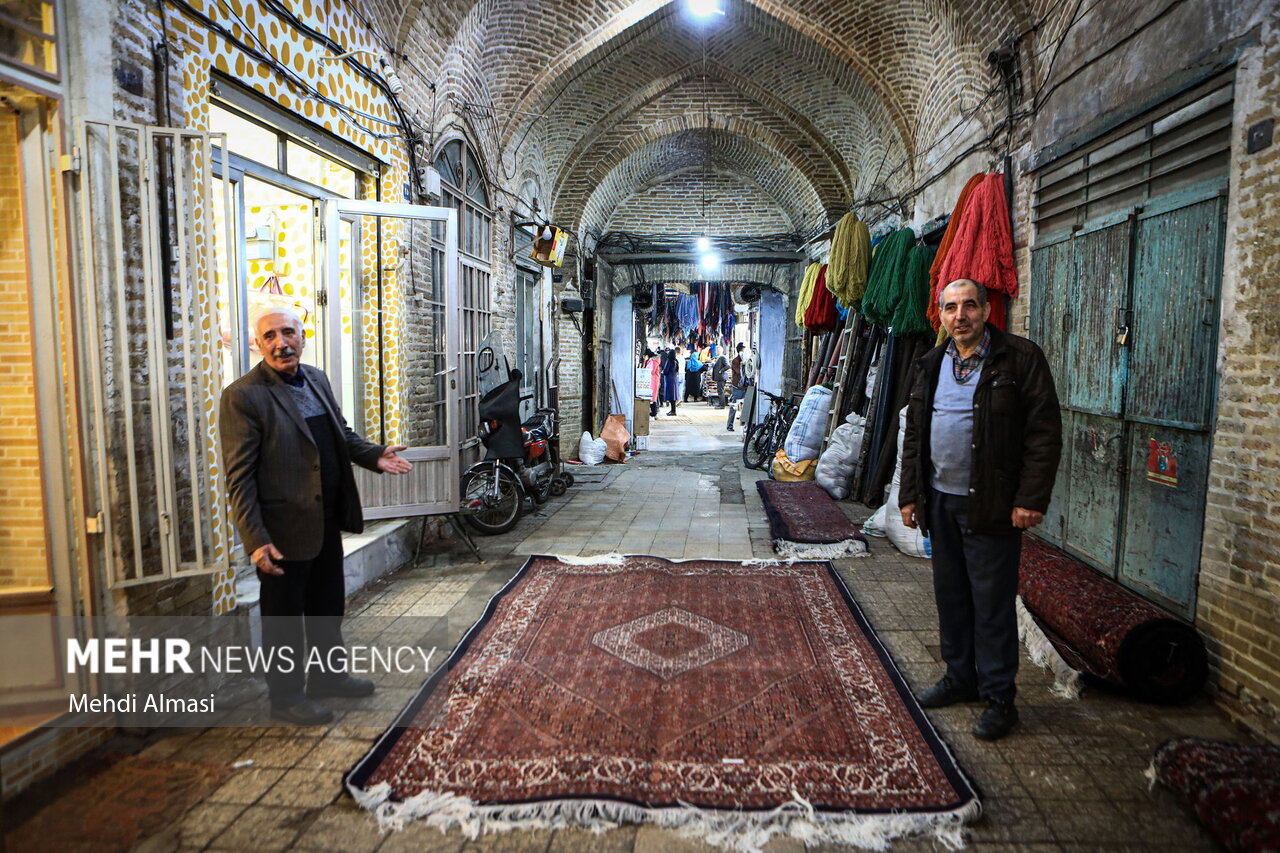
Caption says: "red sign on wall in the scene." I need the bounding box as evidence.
[1146,438,1179,488]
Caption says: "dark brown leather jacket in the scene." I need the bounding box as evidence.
[899,324,1063,536]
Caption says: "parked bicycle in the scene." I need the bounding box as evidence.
[742,389,801,471]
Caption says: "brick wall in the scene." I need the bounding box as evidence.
[1196,13,1280,744]
[606,172,792,236]
[0,110,47,589]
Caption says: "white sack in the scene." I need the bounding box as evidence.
[815,418,865,500]
[783,385,832,462]
[884,406,931,558]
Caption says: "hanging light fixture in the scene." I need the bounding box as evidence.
[687,0,724,18]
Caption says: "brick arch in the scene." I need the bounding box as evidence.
[551,66,857,211]
[556,113,836,230]
[571,127,824,236]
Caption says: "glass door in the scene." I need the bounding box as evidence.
[326,199,460,517]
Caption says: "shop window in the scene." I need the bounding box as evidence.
[209,97,368,431]
[0,0,57,79]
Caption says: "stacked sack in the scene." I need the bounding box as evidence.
[773,385,832,480]
[816,413,865,500]
[861,407,930,558]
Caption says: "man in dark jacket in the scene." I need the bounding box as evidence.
[899,279,1061,740]
[221,308,413,725]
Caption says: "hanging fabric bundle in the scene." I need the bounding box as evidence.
[927,172,985,332]
[804,264,839,331]
[826,213,872,306]
[889,243,937,336]
[860,227,916,328]
[795,263,821,327]
[937,172,1018,331]
[677,293,701,334]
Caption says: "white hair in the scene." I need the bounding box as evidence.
[250,305,305,340]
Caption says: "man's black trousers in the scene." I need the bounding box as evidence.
[257,520,346,707]
[927,489,1023,702]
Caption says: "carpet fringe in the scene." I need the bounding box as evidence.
[1015,596,1082,699]
[347,781,981,852]
[553,553,628,566]
[773,538,869,560]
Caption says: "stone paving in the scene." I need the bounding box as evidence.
[3,403,1243,851]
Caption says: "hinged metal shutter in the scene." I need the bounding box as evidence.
[72,120,232,587]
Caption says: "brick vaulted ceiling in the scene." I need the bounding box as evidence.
[388,0,1051,240]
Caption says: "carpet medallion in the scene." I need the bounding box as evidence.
[347,555,978,850]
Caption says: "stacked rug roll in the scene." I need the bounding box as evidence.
[1018,536,1207,702]
[1149,737,1280,852]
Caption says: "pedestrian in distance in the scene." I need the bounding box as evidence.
[726,342,753,431]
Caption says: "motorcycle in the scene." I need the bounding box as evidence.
[461,368,573,534]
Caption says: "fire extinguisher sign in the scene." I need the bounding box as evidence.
[1146,438,1179,488]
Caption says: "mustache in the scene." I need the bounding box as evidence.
[271,345,298,358]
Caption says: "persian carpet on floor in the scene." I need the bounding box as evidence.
[756,480,870,559]
[1017,536,1207,702]
[1149,737,1280,852]
[347,555,978,851]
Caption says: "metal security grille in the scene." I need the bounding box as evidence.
[72,120,232,587]
[1033,72,1232,237]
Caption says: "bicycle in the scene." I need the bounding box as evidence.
[742,389,800,471]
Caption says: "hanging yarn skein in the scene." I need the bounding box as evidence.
[826,213,872,306]
[860,227,916,328]
[890,243,937,336]
[928,172,985,332]
[795,262,821,327]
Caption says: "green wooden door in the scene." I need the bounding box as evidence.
[1028,181,1225,617]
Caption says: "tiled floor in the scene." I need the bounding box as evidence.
[2,409,1245,851]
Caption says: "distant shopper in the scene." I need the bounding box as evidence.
[644,348,660,418]
[683,346,705,402]
[660,347,681,416]
[709,351,730,408]
[726,342,753,431]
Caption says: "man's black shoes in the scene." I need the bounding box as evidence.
[307,675,376,699]
[270,697,334,725]
[973,698,1019,740]
[914,675,980,709]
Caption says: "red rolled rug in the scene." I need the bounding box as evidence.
[1150,737,1280,852]
[1018,536,1207,702]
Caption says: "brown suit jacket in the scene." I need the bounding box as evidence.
[220,361,384,561]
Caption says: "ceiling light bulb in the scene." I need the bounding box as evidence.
[696,237,711,252]
[700,253,720,270]
[688,0,723,18]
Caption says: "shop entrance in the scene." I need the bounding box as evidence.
[0,89,83,745]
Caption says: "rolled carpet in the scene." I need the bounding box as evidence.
[1019,536,1207,702]
[1149,737,1280,852]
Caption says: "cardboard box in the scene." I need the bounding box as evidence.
[633,397,650,436]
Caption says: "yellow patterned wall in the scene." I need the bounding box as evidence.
[163,1,412,614]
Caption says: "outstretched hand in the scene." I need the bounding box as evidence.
[377,445,413,474]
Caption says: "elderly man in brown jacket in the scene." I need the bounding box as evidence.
[220,308,411,725]
[899,279,1061,741]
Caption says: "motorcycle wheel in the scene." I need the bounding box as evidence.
[532,481,552,504]
[461,465,523,535]
[549,477,568,497]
